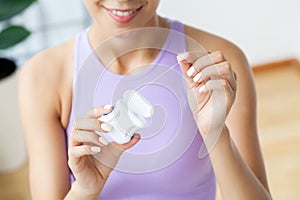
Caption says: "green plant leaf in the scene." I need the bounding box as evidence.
[0,25,31,49]
[0,0,37,21]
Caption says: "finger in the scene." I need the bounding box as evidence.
[72,130,109,146]
[192,62,237,91]
[187,51,226,77]
[122,133,141,150]
[222,79,236,104]
[197,78,236,111]
[85,104,113,118]
[73,118,112,133]
[68,145,101,165]
[177,50,208,64]
[198,79,224,94]
[98,120,113,133]
[112,133,141,151]
[188,86,211,113]
[177,51,208,86]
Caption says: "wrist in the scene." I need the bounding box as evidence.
[66,181,101,200]
[208,126,232,156]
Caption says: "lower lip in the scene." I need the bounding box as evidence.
[106,7,142,24]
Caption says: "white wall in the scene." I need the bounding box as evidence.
[0,72,27,172]
[297,7,300,61]
[1,0,87,66]
[0,0,86,170]
[158,0,300,65]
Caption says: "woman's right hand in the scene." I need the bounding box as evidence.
[67,104,140,197]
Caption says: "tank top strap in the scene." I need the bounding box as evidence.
[73,28,92,88]
[165,19,186,54]
[74,19,186,78]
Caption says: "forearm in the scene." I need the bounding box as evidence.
[209,128,272,200]
[64,181,102,200]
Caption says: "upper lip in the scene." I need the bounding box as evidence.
[103,5,143,12]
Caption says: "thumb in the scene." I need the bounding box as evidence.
[177,50,208,73]
[177,52,193,75]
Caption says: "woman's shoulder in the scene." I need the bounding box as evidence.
[18,38,75,117]
[184,24,241,51]
[183,23,250,71]
[20,38,75,79]
[19,38,75,93]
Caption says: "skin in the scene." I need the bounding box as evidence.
[18,0,272,199]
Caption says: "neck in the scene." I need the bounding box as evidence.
[88,15,165,49]
[87,16,169,75]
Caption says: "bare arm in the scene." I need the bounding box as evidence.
[221,42,270,192]
[208,41,270,199]
[181,26,271,199]
[19,48,140,200]
[19,51,71,199]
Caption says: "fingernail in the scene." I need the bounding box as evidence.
[187,67,195,77]
[99,137,109,146]
[177,52,188,61]
[199,85,206,93]
[104,104,113,110]
[193,73,202,83]
[91,146,101,152]
[101,123,112,132]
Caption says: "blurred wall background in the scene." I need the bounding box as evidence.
[1,0,88,67]
[1,0,299,173]
[158,0,300,65]
[2,0,300,67]
[0,0,299,199]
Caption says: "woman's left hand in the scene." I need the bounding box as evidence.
[177,51,237,138]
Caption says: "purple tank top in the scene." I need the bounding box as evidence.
[67,19,216,199]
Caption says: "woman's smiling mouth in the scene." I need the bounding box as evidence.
[104,5,143,24]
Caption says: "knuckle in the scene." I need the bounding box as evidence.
[68,148,74,157]
[73,131,81,141]
[88,132,97,142]
[70,130,77,142]
[94,107,102,117]
[83,145,91,154]
[185,51,192,58]
[73,118,81,128]
[87,107,95,116]
[73,128,79,134]
[205,80,214,88]
[200,66,208,74]
[86,107,102,118]
[222,79,228,86]
[223,61,231,70]
[98,105,109,114]
[93,134,100,141]
[94,119,102,131]
[215,51,225,61]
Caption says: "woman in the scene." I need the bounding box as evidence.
[19,0,272,199]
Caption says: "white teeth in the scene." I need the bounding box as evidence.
[117,11,123,16]
[111,9,136,17]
